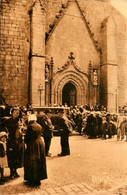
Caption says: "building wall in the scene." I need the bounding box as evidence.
[0,0,31,105]
[45,0,127,111]
[74,0,127,108]
[0,0,45,106]
[46,1,100,73]
[29,1,46,107]
[0,0,127,111]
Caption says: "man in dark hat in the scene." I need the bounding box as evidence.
[57,108,71,156]
[40,109,54,157]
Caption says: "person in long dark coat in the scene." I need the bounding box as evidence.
[24,114,47,186]
[102,117,107,139]
[96,112,103,138]
[40,109,54,157]
[76,112,83,135]
[2,105,24,179]
[57,109,71,156]
[86,113,97,138]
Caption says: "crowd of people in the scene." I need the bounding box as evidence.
[0,103,127,187]
[0,104,71,186]
[69,105,127,140]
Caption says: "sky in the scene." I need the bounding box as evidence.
[111,0,127,18]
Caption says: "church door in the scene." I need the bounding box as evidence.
[62,82,77,106]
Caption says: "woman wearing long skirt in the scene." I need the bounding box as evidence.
[24,114,47,186]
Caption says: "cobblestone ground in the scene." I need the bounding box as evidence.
[1,134,127,195]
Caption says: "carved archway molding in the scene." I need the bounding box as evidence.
[52,71,88,105]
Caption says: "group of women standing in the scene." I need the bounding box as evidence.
[0,106,47,186]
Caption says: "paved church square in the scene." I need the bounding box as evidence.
[1,135,127,194]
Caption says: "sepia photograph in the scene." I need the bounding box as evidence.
[0,0,127,194]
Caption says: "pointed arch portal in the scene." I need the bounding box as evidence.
[52,53,94,107]
[53,71,88,106]
[62,82,77,106]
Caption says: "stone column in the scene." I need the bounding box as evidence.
[101,15,118,113]
[30,2,45,107]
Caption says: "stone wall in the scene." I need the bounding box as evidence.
[46,1,100,73]
[0,0,45,106]
[45,0,68,34]
[75,0,127,108]
[45,0,127,110]
[0,0,126,110]
[29,1,46,107]
[0,0,31,106]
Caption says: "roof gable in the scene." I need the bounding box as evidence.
[46,0,100,72]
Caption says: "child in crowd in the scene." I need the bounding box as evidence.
[0,131,8,184]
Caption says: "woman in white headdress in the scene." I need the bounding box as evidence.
[24,114,47,186]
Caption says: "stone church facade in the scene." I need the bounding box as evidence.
[0,0,127,112]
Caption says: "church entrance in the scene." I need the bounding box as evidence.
[62,82,77,106]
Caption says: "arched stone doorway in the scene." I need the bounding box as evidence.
[62,82,77,106]
[53,68,89,106]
